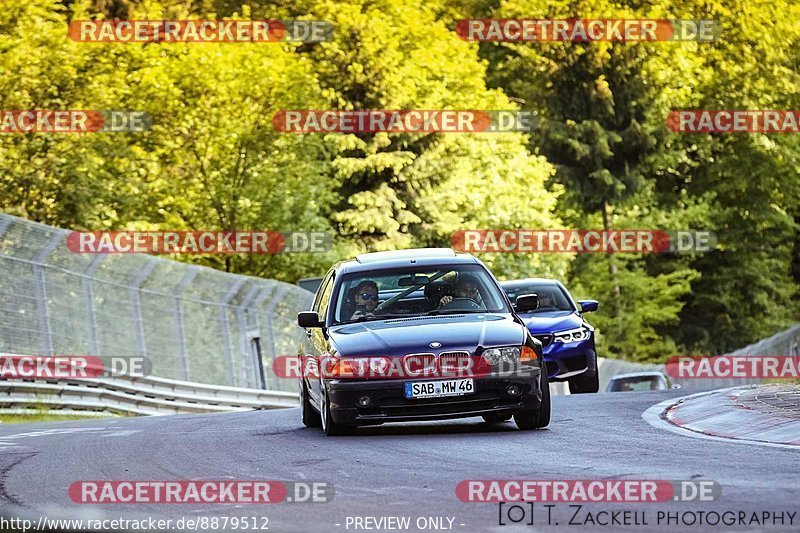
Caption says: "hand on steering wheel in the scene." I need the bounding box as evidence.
[439,297,483,311]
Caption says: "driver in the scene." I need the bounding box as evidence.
[350,280,379,319]
[538,291,556,308]
[439,276,482,308]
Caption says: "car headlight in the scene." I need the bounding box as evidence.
[553,326,592,343]
[482,346,520,365]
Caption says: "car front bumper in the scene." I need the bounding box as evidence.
[534,337,596,381]
[325,369,542,425]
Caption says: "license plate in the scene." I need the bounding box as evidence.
[404,378,474,399]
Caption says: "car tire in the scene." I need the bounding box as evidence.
[568,354,599,394]
[301,381,322,428]
[482,413,512,424]
[321,388,355,436]
[514,369,551,430]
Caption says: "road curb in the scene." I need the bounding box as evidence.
[642,386,800,450]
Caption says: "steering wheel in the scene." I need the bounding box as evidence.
[440,297,483,311]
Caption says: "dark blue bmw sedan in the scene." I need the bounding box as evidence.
[500,278,599,394]
[296,249,549,435]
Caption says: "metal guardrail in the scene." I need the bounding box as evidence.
[594,323,800,392]
[727,323,800,358]
[7,323,797,414]
[0,353,299,416]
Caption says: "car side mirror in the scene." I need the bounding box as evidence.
[298,311,324,328]
[578,299,599,313]
[515,294,539,313]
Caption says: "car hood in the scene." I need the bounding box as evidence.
[519,310,583,334]
[328,313,525,357]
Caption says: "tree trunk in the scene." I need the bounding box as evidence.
[602,199,621,311]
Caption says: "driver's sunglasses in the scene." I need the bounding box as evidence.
[461,287,478,295]
[360,293,379,301]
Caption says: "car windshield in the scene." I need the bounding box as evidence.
[608,376,667,392]
[332,265,509,324]
[503,283,574,313]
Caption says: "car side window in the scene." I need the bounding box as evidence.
[311,273,331,311]
[315,272,335,325]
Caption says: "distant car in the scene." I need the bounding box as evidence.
[606,371,677,392]
[297,249,549,435]
[500,278,598,394]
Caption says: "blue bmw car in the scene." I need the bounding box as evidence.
[500,278,599,393]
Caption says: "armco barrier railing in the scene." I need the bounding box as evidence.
[3,327,798,413]
[0,353,299,416]
[595,323,800,392]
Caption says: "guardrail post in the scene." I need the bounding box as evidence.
[130,258,158,360]
[82,255,106,355]
[220,278,245,386]
[173,267,199,381]
[247,329,265,389]
[0,217,13,350]
[0,216,11,237]
[236,285,261,388]
[33,232,64,355]
[251,285,274,389]
[260,284,289,390]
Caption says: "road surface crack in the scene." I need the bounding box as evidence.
[0,451,38,507]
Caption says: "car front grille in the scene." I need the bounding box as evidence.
[402,353,436,374]
[438,351,471,372]
[376,396,521,417]
[402,351,473,374]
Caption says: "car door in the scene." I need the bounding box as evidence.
[305,270,335,404]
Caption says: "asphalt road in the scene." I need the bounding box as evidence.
[0,390,797,532]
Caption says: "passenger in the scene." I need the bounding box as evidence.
[350,280,379,319]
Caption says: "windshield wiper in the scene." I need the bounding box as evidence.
[425,309,488,316]
[337,314,400,325]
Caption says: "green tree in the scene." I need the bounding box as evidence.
[461,0,709,357]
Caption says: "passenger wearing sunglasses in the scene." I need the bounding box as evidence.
[350,280,379,320]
